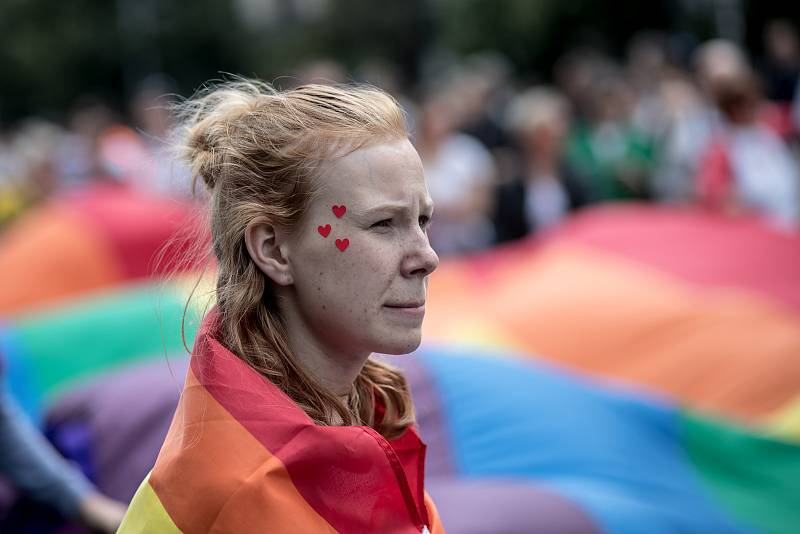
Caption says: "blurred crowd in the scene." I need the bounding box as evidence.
[2,21,800,253]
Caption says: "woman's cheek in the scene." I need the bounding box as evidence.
[360,234,394,267]
[312,231,388,291]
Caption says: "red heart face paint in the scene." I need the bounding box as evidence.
[335,238,349,252]
[332,205,347,218]
[317,224,331,238]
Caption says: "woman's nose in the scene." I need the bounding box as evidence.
[402,233,439,278]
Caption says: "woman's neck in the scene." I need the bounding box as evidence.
[279,295,370,396]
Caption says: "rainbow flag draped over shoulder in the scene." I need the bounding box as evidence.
[119,311,444,534]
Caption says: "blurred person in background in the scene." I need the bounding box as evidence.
[758,19,800,140]
[0,133,19,226]
[452,53,519,202]
[63,94,171,195]
[0,120,66,225]
[639,66,714,203]
[414,85,496,255]
[795,76,800,137]
[625,31,701,202]
[8,121,63,202]
[129,75,192,197]
[694,65,800,227]
[627,31,672,143]
[60,97,121,189]
[1,372,125,532]
[554,49,606,123]
[562,60,655,202]
[645,39,757,203]
[493,87,587,243]
[452,52,514,152]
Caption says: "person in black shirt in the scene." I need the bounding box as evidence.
[494,87,588,243]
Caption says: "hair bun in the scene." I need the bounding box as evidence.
[186,127,224,191]
[178,83,264,193]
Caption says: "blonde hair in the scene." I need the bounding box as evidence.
[176,79,415,439]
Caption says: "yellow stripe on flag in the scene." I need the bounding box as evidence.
[118,472,182,534]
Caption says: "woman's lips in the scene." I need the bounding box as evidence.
[383,303,426,318]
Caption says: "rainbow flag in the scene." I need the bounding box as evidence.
[424,204,800,428]
[413,346,800,534]
[0,185,199,315]
[5,202,799,532]
[119,312,445,533]
[0,278,198,422]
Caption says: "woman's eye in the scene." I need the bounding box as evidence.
[371,219,392,229]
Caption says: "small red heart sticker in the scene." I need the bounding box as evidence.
[317,224,331,238]
[335,238,349,252]
[332,205,346,218]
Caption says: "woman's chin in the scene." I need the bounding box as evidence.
[373,331,423,355]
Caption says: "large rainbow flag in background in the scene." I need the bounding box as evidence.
[424,205,800,431]
[0,184,199,316]
[1,188,799,533]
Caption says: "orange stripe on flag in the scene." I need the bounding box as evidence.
[149,368,336,533]
[425,242,800,422]
[424,491,446,534]
[0,204,121,314]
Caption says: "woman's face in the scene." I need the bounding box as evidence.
[285,138,439,358]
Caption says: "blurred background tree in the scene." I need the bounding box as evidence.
[0,0,798,124]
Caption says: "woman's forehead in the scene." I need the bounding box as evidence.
[314,140,428,209]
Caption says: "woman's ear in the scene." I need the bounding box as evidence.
[244,218,294,286]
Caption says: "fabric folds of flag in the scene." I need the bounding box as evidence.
[423,205,800,427]
[119,311,444,534]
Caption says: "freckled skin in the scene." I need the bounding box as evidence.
[280,138,439,371]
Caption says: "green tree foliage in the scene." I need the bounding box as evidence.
[2,0,793,123]
[0,0,246,123]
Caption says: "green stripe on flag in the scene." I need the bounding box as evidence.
[12,279,201,403]
[681,412,800,534]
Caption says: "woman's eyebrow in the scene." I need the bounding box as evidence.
[362,199,435,217]
[361,203,405,217]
